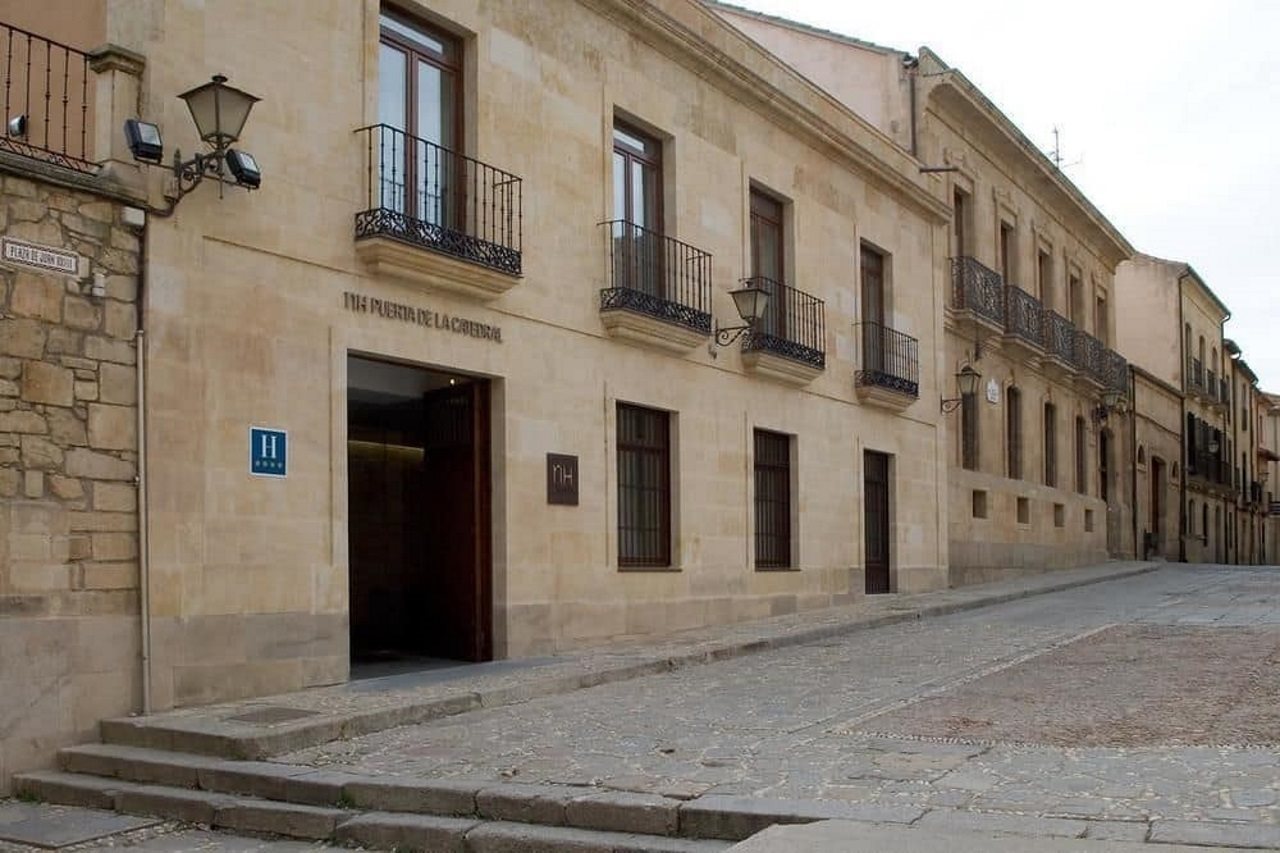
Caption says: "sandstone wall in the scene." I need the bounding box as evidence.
[0,168,141,794]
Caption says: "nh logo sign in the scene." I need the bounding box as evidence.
[250,427,288,478]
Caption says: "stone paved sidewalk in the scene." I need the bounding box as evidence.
[102,561,1157,761]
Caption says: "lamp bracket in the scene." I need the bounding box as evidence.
[714,323,751,348]
[940,397,964,414]
[150,144,250,218]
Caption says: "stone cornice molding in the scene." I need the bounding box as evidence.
[919,49,1134,269]
[576,0,952,224]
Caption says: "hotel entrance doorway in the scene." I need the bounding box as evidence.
[346,355,492,667]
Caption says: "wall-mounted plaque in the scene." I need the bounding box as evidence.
[546,453,578,505]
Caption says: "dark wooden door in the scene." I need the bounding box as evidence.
[1151,458,1164,549]
[421,380,491,662]
[864,450,891,594]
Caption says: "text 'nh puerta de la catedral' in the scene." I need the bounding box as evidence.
[343,291,502,342]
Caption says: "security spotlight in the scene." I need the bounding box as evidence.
[123,119,164,164]
[7,114,27,138]
[224,148,261,189]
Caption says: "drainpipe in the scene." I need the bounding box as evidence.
[134,213,151,715]
[1176,269,1188,563]
[1130,365,1139,558]
[906,56,919,158]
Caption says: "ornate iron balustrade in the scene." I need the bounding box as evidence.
[855,322,919,397]
[1045,311,1074,364]
[1207,369,1218,401]
[1004,284,1044,348]
[950,256,1004,326]
[1072,329,1103,378]
[355,124,522,275]
[1101,348,1128,394]
[1188,357,1204,393]
[598,220,712,334]
[741,276,825,369]
[0,21,94,172]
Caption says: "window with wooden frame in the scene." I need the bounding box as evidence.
[1068,273,1083,326]
[1095,292,1108,346]
[961,390,979,471]
[999,221,1015,284]
[1075,415,1087,494]
[1037,248,1053,307]
[753,429,792,569]
[750,188,787,338]
[1006,386,1023,480]
[611,121,664,296]
[953,188,970,256]
[1044,402,1058,487]
[616,403,671,568]
[378,10,461,223]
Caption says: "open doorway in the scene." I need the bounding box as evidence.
[347,355,492,673]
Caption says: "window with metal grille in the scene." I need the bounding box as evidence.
[754,429,792,569]
[617,403,670,567]
[1075,416,1087,494]
[1007,387,1022,479]
[1044,402,1057,487]
[961,392,979,471]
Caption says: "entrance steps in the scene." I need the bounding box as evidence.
[20,741,916,850]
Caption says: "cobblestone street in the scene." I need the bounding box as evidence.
[274,565,1280,841]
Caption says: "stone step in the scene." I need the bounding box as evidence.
[16,770,731,852]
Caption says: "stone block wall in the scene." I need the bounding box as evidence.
[0,168,142,794]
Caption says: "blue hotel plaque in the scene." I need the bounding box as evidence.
[250,427,288,478]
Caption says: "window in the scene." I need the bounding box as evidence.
[378,11,460,221]
[1006,387,1023,479]
[961,389,979,471]
[1095,293,1108,345]
[617,403,671,567]
[754,429,792,569]
[999,221,1015,283]
[860,243,887,374]
[1099,429,1111,503]
[611,122,664,295]
[750,188,786,336]
[1068,274,1083,325]
[953,189,969,256]
[1044,402,1057,487]
[972,489,988,519]
[1037,249,1053,307]
[1016,496,1030,524]
[1075,416,1087,494]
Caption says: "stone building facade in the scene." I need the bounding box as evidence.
[712,5,1137,584]
[0,161,143,791]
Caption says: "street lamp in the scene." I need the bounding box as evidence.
[1091,388,1128,424]
[123,74,263,215]
[710,283,771,353]
[940,364,981,413]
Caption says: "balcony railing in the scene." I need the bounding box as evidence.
[355,124,522,276]
[1072,329,1103,378]
[1207,369,1219,402]
[741,276,825,369]
[1045,311,1074,365]
[855,322,919,397]
[0,21,94,172]
[598,220,711,334]
[1004,284,1044,349]
[1100,348,1128,394]
[950,256,1004,327]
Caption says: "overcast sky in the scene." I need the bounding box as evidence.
[729,0,1280,390]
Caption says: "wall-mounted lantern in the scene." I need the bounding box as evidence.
[123,74,262,215]
[1092,388,1129,424]
[709,283,771,355]
[940,363,981,413]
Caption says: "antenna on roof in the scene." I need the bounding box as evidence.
[1048,126,1082,171]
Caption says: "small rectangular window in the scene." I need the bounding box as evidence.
[1054,502,1065,528]
[1016,496,1030,525]
[754,429,792,569]
[972,489,988,519]
[617,403,671,568]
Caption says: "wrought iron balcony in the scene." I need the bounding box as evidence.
[1188,357,1204,393]
[0,20,94,172]
[1100,348,1128,395]
[1045,311,1075,366]
[1004,284,1045,350]
[598,220,712,335]
[355,124,522,276]
[950,256,1004,327]
[741,276,825,370]
[1072,329,1103,379]
[855,322,919,398]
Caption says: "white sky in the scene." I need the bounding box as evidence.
[729,0,1280,389]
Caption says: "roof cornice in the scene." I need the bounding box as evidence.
[576,0,952,223]
[919,49,1134,267]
